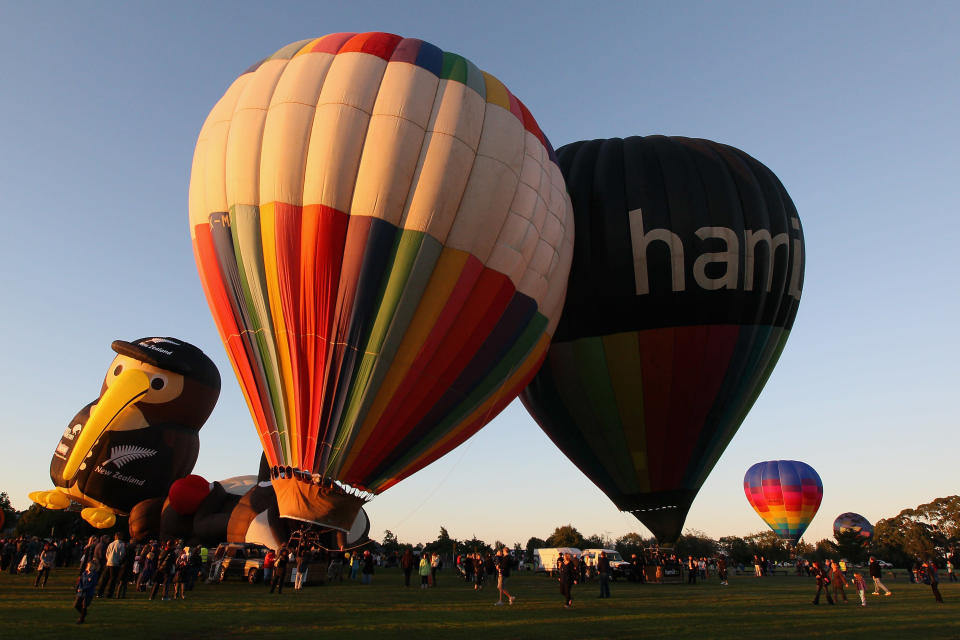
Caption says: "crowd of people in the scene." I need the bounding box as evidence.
[2,532,955,620]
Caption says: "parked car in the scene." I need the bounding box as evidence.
[210,542,270,583]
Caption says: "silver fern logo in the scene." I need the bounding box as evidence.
[103,445,157,469]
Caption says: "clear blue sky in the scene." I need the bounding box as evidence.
[2,1,957,548]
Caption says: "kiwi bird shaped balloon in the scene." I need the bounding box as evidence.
[188,32,573,531]
[521,136,804,543]
[30,338,220,528]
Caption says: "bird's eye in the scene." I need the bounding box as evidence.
[113,365,123,376]
[151,376,166,390]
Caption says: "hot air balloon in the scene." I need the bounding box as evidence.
[744,460,822,545]
[833,512,873,542]
[189,32,574,532]
[520,136,804,542]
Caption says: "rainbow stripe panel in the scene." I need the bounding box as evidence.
[189,32,574,494]
[743,460,822,545]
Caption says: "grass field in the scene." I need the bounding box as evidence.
[1,568,957,639]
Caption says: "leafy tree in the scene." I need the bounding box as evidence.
[718,536,752,565]
[830,529,869,564]
[874,496,959,565]
[381,529,401,556]
[424,526,457,558]
[524,536,547,562]
[676,529,718,558]
[457,536,491,555]
[0,492,17,531]
[615,532,650,560]
[546,524,584,549]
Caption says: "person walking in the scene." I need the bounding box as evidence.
[925,560,944,603]
[401,548,414,587]
[597,550,611,599]
[473,553,485,591]
[811,561,834,605]
[853,572,867,606]
[495,548,516,605]
[559,553,576,608]
[74,562,99,624]
[868,557,892,596]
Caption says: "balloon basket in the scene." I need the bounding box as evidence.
[271,468,367,533]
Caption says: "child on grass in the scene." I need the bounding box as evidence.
[853,572,867,607]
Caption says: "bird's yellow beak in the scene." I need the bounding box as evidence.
[62,368,151,482]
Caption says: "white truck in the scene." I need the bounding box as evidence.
[581,548,631,579]
[533,547,581,575]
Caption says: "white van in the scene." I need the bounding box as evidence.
[581,548,631,578]
[533,547,581,575]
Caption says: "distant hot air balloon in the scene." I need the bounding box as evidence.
[833,512,873,542]
[744,460,822,545]
[520,136,804,542]
[189,32,574,532]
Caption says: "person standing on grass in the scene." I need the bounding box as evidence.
[270,546,290,594]
[74,561,99,624]
[559,553,576,608]
[430,549,440,587]
[687,555,697,584]
[597,550,611,599]
[262,548,275,585]
[474,553,485,591]
[419,552,431,589]
[401,547,414,587]
[717,555,728,586]
[149,541,175,601]
[947,548,957,582]
[925,560,944,603]
[811,561,834,605]
[830,559,849,603]
[101,532,126,598]
[495,547,516,605]
[115,541,136,598]
[361,549,374,585]
[34,543,57,588]
[868,557,892,596]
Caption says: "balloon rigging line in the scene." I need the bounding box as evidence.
[389,433,476,531]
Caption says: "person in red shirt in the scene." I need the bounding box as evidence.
[262,549,276,585]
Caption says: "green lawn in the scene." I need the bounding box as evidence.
[1,568,956,639]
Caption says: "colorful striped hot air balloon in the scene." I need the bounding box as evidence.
[520,136,804,543]
[189,32,574,531]
[743,460,823,545]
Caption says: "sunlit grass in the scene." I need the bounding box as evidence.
[1,568,956,638]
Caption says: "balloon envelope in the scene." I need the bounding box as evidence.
[744,460,822,545]
[189,32,573,529]
[833,512,873,542]
[520,136,804,542]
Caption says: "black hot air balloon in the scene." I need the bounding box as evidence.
[520,136,805,542]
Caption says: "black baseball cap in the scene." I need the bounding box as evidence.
[112,337,221,389]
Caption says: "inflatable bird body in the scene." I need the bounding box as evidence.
[30,337,220,528]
